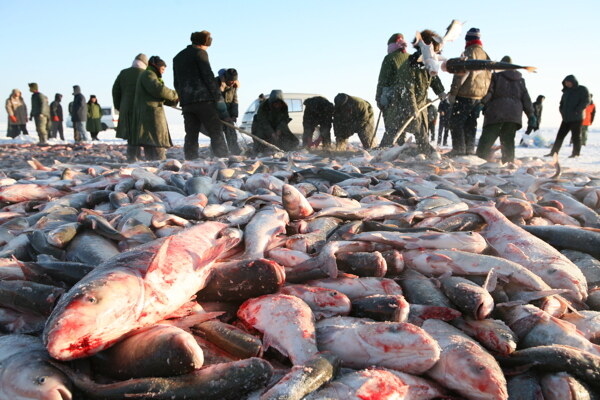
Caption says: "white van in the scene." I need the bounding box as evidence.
[240,92,322,135]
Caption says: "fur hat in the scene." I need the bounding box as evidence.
[416,29,442,53]
[149,56,167,68]
[191,30,212,46]
[465,28,481,41]
[28,82,39,92]
[225,68,238,82]
[135,53,149,66]
[500,55,512,63]
[73,85,81,95]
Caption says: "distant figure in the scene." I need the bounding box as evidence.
[86,95,102,141]
[28,82,50,145]
[216,68,242,155]
[72,85,90,142]
[437,98,450,146]
[476,56,533,164]
[376,33,409,148]
[427,100,438,142]
[131,56,179,161]
[49,93,64,140]
[582,94,595,146]
[173,30,229,159]
[113,53,148,161]
[333,93,375,150]
[302,96,334,148]
[546,75,590,158]
[5,89,28,138]
[525,95,545,135]
[252,89,299,153]
[448,28,492,156]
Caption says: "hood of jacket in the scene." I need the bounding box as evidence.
[562,75,579,89]
[498,70,522,81]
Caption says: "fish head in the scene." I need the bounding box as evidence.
[312,288,352,317]
[0,357,72,400]
[435,343,508,399]
[282,184,313,220]
[44,267,144,360]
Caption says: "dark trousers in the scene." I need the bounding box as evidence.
[223,124,241,155]
[476,122,519,163]
[550,120,582,156]
[303,117,332,147]
[450,97,480,154]
[8,124,28,138]
[182,102,228,159]
[126,145,142,162]
[438,118,449,145]
[50,121,64,140]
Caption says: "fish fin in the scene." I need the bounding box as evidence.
[428,253,453,263]
[146,236,173,274]
[505,243,530,262]
[483,268,498,292]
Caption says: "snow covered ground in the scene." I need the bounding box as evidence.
[1,122,599,174]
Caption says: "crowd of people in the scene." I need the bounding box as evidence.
[4,28,595,163]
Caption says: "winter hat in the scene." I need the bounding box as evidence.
[90,95,97,100]
[334,93,349,107]
[73,85,81,95]
[465,28,481,41]
[417,29,442,53]
[500,55,512,63]
[149,56,167,68]
[55,93,62,101]
[135,53,149,66]
[387,33,404,45]
[191,30,212,46]
[225,68,238,82]
[269,89,284,103]
[218,68,226,79]
[28,82,39,92]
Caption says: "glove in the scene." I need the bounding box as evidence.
[52,116,60,122]
[215,101,228,119]
[438,92,448,101]
[528,115,537,128]
[9,115,17,123]
[472,103,485,118]
[448,94,456,105]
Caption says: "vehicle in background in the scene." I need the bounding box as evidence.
[66,106,119,131]
[240,93,321,135]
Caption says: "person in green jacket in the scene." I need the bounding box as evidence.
[131,56,179,161]
[376,33,409,147]
[333,93,375,150]
[113,53,148,161]
[28,82,50,145]
[86,95,102,141]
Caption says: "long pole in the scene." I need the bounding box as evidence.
[169,106,285,153]
[388,97,440,145]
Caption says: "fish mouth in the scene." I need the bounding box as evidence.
[44,386,72,400]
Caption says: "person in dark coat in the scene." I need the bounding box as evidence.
[333,93,375,150]
[302,96,334,148]
[173,30,229,159]
[71,85,90,142]
[131,56,179,161]
[546,75,590,158]
[5,89,28,138]
[251,89,299,153]
[215,68,241,155]
[86,95,102,141]
[476,56,533,164]
[49,93,64,140]
[437,98,450,146]
[28,82,50,145]
[113,53,148,161]
[427,99,438,142]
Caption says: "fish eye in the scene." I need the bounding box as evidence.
[86,296,97,303]
[36,376,47,385]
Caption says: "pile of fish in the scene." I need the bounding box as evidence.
[3,142,600,399]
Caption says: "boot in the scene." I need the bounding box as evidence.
[224,128,242,155]
[210,132,229,158]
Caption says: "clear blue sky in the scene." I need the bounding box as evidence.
[1,0,598,130]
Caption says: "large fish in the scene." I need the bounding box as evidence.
[43,221,240,360]
[443,58,537,74]
[470,205,588,303]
